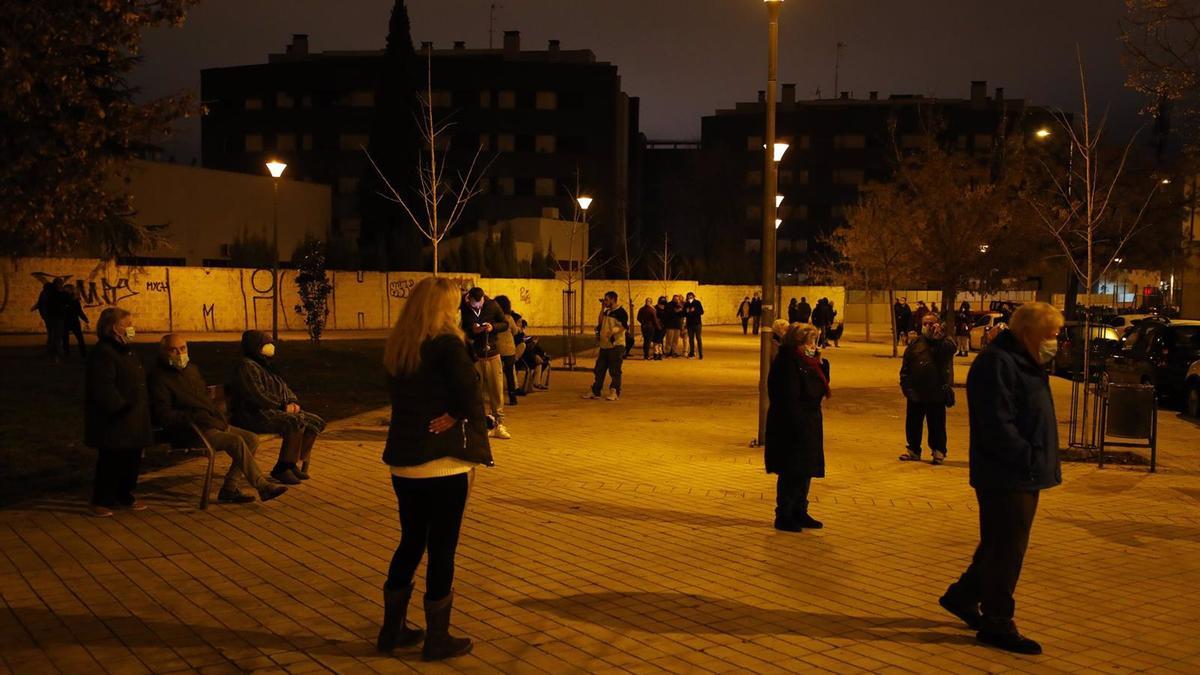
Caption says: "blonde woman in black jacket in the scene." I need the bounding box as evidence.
[377,277,494,662]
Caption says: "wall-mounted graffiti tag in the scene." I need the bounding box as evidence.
[31,272,140,307]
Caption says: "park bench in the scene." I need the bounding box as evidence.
[156,384,281,510]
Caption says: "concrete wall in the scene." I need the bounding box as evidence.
[1,257,852,334]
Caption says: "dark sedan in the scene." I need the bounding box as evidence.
[1105,319,1200,403]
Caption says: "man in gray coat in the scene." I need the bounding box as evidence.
[938,302,1064,655]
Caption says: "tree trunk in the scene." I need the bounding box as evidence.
[888,288,898,357]
[942,285,959,385]
[432,240,439,276]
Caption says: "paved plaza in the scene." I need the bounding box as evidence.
[2,327,1199,674]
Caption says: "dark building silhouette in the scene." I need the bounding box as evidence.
[700,81,1059,265]
[201,32,637,258]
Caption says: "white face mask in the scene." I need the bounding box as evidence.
[170,353,189,370]
[261,343,276,358]
[804,346,817,357]
[121,325,136,343]
[1037,339,1057,365]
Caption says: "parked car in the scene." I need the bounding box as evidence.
[1105,319,1200,404]
[969,313,1005,351]
[1186,360,1200,418]
[1108,313,1158,339]
[1053,322,1122,377]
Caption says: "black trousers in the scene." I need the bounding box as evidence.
[741,317,749,334]
[687,326,703,358]
[641,327,654,359]
[751,316,761,334]
[387,473,469,601]
[775,473,812,520]
[592,347,623,395]
[945,490,1040,633]
[92,446,143,507]
[501,355,517,399]
[62,322,86,357]
[44,316,64,358]
[905,399,947,454]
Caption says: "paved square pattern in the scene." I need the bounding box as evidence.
[2,328,1199,673]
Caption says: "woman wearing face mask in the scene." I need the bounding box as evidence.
[764,323,830,532]
[231,330,326,484]
[84,308,153,517]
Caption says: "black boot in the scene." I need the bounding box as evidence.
[377,583,424,652]
[422,591,473,661]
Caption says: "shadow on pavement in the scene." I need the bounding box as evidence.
[322,428,390,442]
[3,475,202,514]
[492,496,767,528]
[1050,516,1200,546]
[516,591,970,644]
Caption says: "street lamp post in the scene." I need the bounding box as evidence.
[758,0,784,445]
[266,160,287,341]
[577,195,593,338]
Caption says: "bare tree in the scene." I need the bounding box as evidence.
[651,233,681,290]
[1121,0,1200,151]
[363,53,491,275]
[1026,50,1163,448]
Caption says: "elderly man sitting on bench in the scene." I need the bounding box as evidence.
[148,334,287,504]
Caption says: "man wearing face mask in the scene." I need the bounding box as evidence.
[898,312,957,465]
[460,287,510,440]
[149,334,288,504]
[938,302,1063,655]
[231,331,326,484]
[84,308,152,517]
[684,292,705,359]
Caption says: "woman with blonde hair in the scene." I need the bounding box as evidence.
[765,323,830,532]
[378,277,493,662]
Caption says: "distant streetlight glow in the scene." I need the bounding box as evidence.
[266,160,287,178]
[1035,128,1052,139]
[979,243,990,254]
[1114,257,1125,264]
[1161,178,1171,185]
[576,195,593,211]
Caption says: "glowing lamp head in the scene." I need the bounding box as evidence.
[764,142,790,162]
[1035,128,1052,139]
[1161,177,1171,185]
[265,160,287,178]
[775,195,785,208]
[979,243,990,254]
[576,196,593,211]
[775,218,783,229]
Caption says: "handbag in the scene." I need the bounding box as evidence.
[943,384,956,408]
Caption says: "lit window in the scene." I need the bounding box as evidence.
[339,133,369,150]
[795,135,811,150]
[339,177,359,194]
[478,177,491,194]
[535,178,555,196]
[479,133,491,151]
[746,170,762,186]
[497,134,515,152]
[276,92,294,109]
[480,90,492,108]
[746,205,762,220]
[301,95,312,108]
[302,134,313,150]
[498,90,516,109]
[779,170,793,184]
[796,170,809,184]
[245,98,263,110]
[535,91,557,110]
[832,169,864,185]
[245,134,263,152]
[535,135,555,153]
[833,134,866,149]
[276,134,296,151]
[746,135,763,151]
[497,177,515,196]
[431,90,452,107]
[345,90,374,107]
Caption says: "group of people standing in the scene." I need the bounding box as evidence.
[635,292,706,361]
[895,297,979,357]
[32,278,91,360]
[83,309,325,517]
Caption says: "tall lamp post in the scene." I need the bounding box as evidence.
[758,0,786,445]
[577,195,593,336]
[265,160,287,341]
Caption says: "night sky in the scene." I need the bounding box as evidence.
[134,0,1145,162]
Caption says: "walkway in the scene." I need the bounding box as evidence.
[2,328,1199,673]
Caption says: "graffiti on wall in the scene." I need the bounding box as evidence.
[388,278,417,299]
[30,272,140,308]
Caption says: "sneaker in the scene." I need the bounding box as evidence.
[217,489,256,504]
[581,392,601,399]
[931,450,946,465]
[89,505,114,518]
[898,450,922,462]
[605,391,620,401]
[492,424,512,440]
[977,631,1042,655]
[938,594,982,630]
[258,484,288,502]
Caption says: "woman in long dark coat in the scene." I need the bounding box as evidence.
[765,323,829,532]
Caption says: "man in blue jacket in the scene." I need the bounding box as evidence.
[938,302,1064,655]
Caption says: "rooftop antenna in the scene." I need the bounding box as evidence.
[489,3,503,48]
[833,41,845,97]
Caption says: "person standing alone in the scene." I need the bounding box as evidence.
[898,312,957,465]
[684,292,705,359]
[938,302,1063,655]
[584,291,628,401]
[637,298,660,360]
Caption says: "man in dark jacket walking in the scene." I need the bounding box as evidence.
[796,297,812,324]
[461,287,510,439]
[636,298,659,360]
[938,302,1063,655]
[749,293,763,334]
[149,334,287,503]
[899,312,957,464]
[684,292,705,359]
[85,308,152,517]
[33,278,66,360]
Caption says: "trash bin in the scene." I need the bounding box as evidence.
[1100,383,1157,472]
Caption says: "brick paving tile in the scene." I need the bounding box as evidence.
[2,328,1199,673]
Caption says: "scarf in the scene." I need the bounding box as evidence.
[797,350,830,398]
